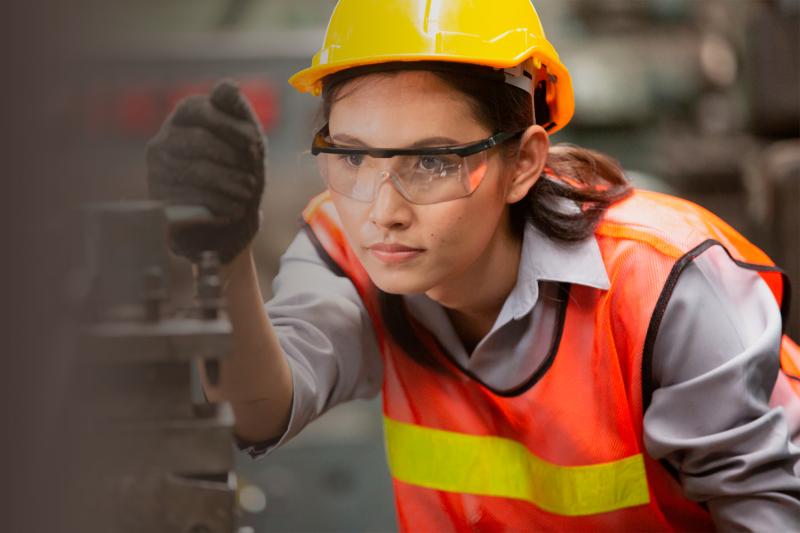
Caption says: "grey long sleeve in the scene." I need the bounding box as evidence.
[235,230,383,457]
[239,228,800,529]
[646,244,800,529]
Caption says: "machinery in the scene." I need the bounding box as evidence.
[79,201,237,533]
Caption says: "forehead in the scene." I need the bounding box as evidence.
[328,71,489,144]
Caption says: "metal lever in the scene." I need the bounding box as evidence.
[165,205,226,386]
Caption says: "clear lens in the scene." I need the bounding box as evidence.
[315,151,490,204]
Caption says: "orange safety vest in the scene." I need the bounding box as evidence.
[301,188,800,531]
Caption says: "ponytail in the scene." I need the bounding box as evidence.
[511,144,632,242]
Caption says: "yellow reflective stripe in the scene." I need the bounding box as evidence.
[384,416,650,517]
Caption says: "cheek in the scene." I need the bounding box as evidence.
[421,209,489,264]
[424,212,465,249]
[430,170,508,247]
[332,200,359,231]
[325,193,365,250]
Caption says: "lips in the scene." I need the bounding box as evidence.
[368,243,424,253]
[367,242,425,265]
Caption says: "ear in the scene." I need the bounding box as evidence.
[504,125,549,204]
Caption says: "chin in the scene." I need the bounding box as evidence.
[366,267,432,295]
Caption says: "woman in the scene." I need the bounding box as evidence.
[145,0,800,530]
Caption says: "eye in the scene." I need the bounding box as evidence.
[340,154,364,168]
[417,156,446,173]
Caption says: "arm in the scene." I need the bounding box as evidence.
[145,81,382,457]
[217,230,384,459]
[198,242,293,444]
[644,245,800,529]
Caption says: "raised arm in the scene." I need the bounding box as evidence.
[145,79,292,443]
[199,244,294,444]
[146,79,382,455]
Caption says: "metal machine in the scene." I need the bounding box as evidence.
[79,201,237,533]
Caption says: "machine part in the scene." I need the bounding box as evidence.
[83,317,231,364]
[82,200,170,322]
[80,200,237,532]
[197,251,224,320]
[144,266,168,322]
[101,470,236,533]
[197,250,224,385]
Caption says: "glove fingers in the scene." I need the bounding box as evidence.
[146,80,266,265]
[147,137,259,196]
[150,148,258,198]
[208,81,266,172]
[151,182,247,221]
[210,79,259,124]
[157,126,248,171]
[169,95,262,163]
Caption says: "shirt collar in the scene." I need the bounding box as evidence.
[505,222,610,320]
[403,222,611,330]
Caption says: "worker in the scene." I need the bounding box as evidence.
[145,0,800,529]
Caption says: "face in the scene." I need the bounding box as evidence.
[326,71,538,297]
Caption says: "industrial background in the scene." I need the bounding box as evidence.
[1,1,797,532]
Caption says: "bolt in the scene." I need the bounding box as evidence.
[143,266,167,322]
[196,251,222,320]
[196,251,223,385]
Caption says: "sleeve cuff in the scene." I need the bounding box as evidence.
[233,431,282,460]
[232,357,306,461]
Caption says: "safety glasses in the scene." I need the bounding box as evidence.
[311,124,524,205]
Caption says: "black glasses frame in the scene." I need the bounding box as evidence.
[311,124,526,158]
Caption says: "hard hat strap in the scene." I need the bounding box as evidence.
[323,60,534,94]
[321,60,539,126]
[503,65,533,95]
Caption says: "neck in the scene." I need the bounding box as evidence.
[425,212,523,349]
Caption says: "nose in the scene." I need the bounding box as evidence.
[368,170,413,230]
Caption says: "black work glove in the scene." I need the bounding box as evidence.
[146,79,266,264]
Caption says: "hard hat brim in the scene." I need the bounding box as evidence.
[289,49,574,134]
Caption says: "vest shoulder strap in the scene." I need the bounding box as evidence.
[599,189,775,267]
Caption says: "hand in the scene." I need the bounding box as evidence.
[146,79,267,264]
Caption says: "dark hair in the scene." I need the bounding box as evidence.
[320,61,632,369]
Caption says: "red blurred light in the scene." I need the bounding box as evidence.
[88,77,280,139]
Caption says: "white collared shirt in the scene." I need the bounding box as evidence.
[244,221,800,529]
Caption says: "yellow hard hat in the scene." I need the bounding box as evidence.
[289,0,574,133]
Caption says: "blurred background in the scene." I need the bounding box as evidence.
[4,1,797,532]
[80,0,800,330]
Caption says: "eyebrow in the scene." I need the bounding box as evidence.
[331,133,463,149]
